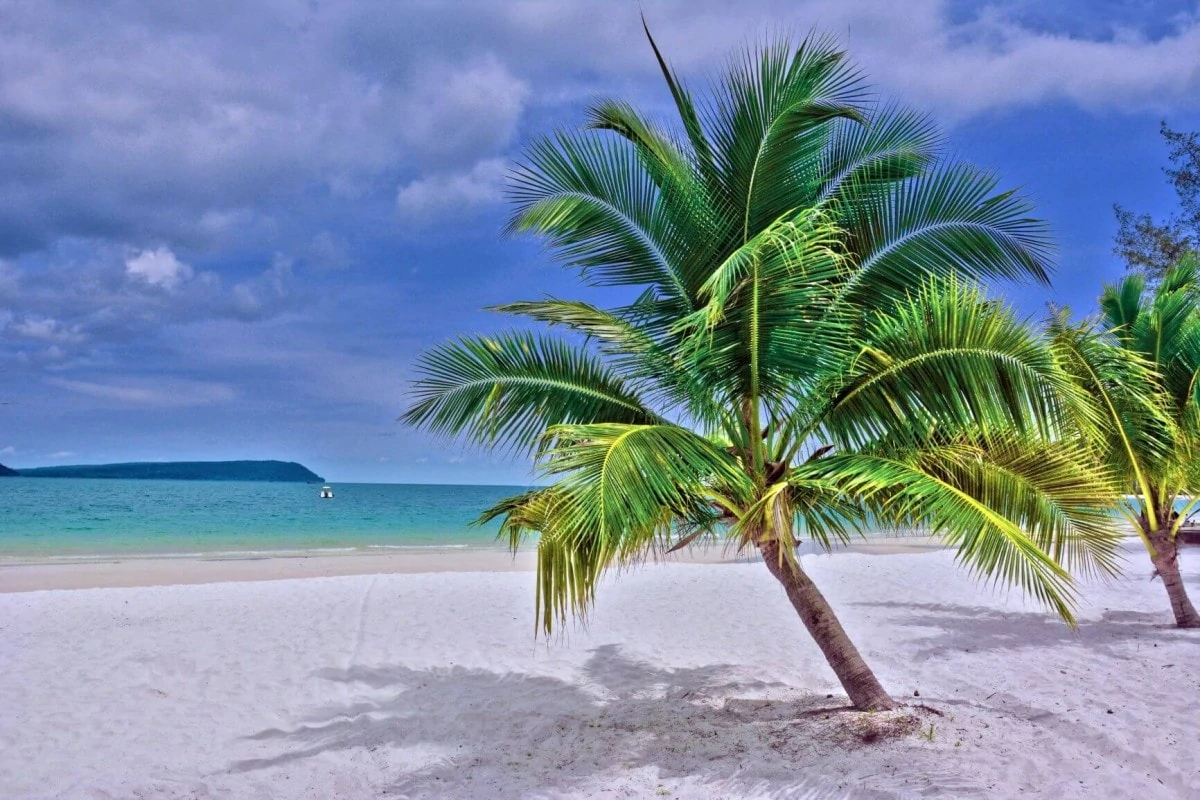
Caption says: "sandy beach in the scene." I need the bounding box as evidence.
[2,541,1197,798]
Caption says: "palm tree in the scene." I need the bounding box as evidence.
[403,29,1121,710]
[1051,255,1200,628]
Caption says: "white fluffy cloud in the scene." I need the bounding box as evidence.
[125,248,194,290]
[396,158,509,222]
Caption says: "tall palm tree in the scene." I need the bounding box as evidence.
[1051,255,1200,628]
[403,29,1121,710]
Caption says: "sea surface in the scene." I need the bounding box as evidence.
[0,478,532,563]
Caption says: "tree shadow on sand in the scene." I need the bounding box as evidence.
[849,602,1188,661]
[231,646,926,799]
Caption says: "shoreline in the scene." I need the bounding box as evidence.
[0,536,949,593]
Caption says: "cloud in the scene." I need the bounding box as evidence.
[47,451,76,459]
[1,445,14,455]
[0,245,309,367]
[839,2,1200,120]
[9,316,84,343]
[398,56,530,169]
[306,232,353,271]
[396,158,509,223]
[125,247,193,290]
[45,376,236,408]
[0,1,1195,251]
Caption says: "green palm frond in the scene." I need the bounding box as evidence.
[476,486,565,552]
[815,104,942,205]
[674,207,853,406]
[525,422,751,632]
[733,473,868,560]
[641,18,719,190]
[824,278,1090,448]
[402,331,659,453]
[1049,311,1178,509]
[507,131,693,305]
[1060,255,1200,534]
[583,98,725,298]
[490,298,657,351]
[842,163,1054,305]
[707,34,868,240]
[491,297,729,430]
[799,444,1107,623]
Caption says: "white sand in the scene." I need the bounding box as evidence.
[2,543,1197,798]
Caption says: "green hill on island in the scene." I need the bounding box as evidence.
[0,463,17,477]
[11,460,324,482]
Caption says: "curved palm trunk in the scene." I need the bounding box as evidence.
[1147,529,1200,628]
[758,539,898,710]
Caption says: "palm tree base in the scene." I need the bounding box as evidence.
[758,540,898,712]
[1148,531,1200,628]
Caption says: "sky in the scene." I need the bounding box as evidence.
[1,0,1199,484]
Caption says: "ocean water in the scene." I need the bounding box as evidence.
[0,478,533,563]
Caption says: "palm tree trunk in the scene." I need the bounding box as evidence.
[758,540,898,710]
[1148,529,1200,628]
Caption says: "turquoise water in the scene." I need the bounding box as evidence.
[0,478,532,563]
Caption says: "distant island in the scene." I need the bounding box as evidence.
[4,460,324,483]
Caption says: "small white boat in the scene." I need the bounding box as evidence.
[319,485,334,499]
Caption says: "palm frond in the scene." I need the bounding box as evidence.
[799,444,1117,623]
[507,131,692,306]
[521,422,751,633]
[1048,315,1177,512]
[673,207,853,405]
[492,297,726,427]
[842,163,1054,306]
[402,331,659,453]
[824,278,1089,448]
[816,104,942,205]
[641,18,719,189]
[706,33,869,241]
[584,98,725,299]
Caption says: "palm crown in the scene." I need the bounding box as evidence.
[404,30,1121,709]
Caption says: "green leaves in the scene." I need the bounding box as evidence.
[404,29,1123,633]
[843,164,1053,307]
[402,331,659,454]
[826,278,1090,448]
[508,130,693,305]
[674,207,852,407]
[518,423,750,633]
[791,437,1117,623]
[707,34,868,239]
[1059,254,1200,532]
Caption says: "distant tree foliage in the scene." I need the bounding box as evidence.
[1114,123,1200,281]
